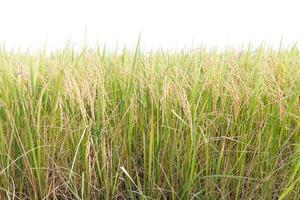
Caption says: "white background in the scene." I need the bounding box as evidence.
[0,0,300,51]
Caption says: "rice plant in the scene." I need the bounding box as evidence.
[0,44,299,199]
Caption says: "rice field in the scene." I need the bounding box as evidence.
[0,44,299,199]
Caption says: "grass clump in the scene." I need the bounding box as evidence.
[0,45,299,199]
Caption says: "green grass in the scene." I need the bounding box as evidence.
[0,44,299,199]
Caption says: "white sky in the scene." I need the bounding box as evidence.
[1,0,300,51]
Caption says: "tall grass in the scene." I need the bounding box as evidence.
[0,45,299,199]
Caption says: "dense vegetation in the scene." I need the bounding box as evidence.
[0,45,299,199]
